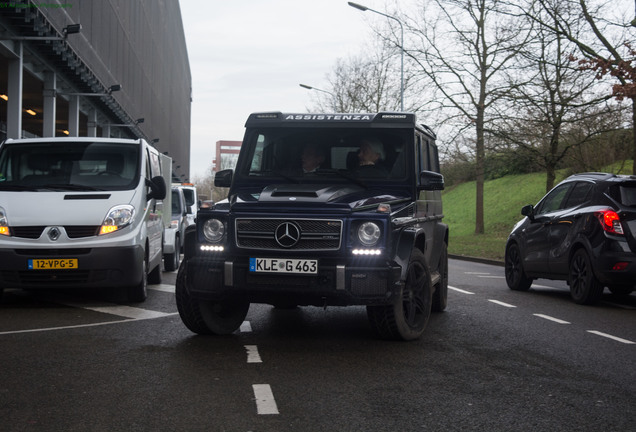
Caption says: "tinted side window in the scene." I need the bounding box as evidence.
[608,183,636,207]
[564,182,593,208]
[536,183,572,215]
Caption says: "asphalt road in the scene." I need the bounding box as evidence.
[1,258,634,432]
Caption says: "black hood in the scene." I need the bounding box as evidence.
[231,183,410,212]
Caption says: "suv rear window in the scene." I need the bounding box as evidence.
[607,183,636,207]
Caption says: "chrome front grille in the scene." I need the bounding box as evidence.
[235,218,342,251]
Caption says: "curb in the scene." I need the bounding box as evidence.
[449,254,504,267]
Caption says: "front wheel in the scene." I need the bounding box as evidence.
[432,242,448,312]
[569,249,604,305]
[164,239,180,272]
[367,248,432,341]
[175,262,250,335]
[505,243,532,291]
[126,257,148,303]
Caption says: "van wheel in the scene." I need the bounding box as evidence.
[569,249,604,305]
[127,259,148,302]
[175,262,249,335]
[164,240,180,272]
[367,248,432,341]
[432,242,448,312]
[505,243,532,291]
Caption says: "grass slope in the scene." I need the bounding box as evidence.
[442,162,634,261]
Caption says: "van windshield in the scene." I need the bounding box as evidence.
[0,141,140,191]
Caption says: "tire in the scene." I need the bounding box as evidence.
[569,248,604,305]
[164,239,180,272]
[367,248,432,341]
[505,243,532,291]
[175,262,250,335]
[127,258,148,303]
[432,242,448,312]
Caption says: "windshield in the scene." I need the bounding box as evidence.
[239,127,410,182]
[0,141,140,191]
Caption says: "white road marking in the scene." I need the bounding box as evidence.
[478,276,505,279]
[587,331,635,344]
[245,345,262,363]
[449,285,474,295]
[0,313,178,336]
[149,284,175,293]
[488,299,516,308]
[533,314,571,324]
[465,272,491,275]
[240,321,252,333]
[252,384,279,415]
[60,302,172,320]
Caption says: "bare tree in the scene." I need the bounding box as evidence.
[404,0,532,234]
[529,0,636,174]
[495,0,621,192]
[307,41,422,113]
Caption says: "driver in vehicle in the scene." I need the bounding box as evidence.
[355,137,388,177]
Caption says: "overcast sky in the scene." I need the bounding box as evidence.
[178,0,388,179]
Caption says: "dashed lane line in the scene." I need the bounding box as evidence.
[449,285,474,295]
[252,384,279,415]
[533,314,571,324]
[488,299,516,308]
[149,284,175,293]
[245,345,262,363]
[587,331,635,345]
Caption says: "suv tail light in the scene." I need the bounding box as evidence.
[595,210,624,235]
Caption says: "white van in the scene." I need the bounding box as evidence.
[0,137,170,302]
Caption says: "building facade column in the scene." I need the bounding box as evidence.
[42,70,56,137]
[7,41,23,139]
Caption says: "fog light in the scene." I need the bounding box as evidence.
[352,248,382,256]
[201,245,224,252]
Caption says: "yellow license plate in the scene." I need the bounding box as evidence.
[28,258,78,270]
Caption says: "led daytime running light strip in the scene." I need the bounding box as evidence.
[352,249,382,255]
[201,245,224,252]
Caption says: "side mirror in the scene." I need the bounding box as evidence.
[147,176,167,200]
[419,170,445,190]
[215,169,233,188]
[521,204,534,220]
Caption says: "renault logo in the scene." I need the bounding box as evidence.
[275,222,301,248]
[48,227,61,241]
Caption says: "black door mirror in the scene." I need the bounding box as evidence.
[419,170,445,190]
[521,204,535,220]
[147,176,167,200]
[215,169,233,188]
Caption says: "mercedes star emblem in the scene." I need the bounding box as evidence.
[275,222,301,248]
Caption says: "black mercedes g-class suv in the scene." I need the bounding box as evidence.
[176,112,448,340]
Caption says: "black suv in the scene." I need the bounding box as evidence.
[177,112,448,340]
[505,172,636,304]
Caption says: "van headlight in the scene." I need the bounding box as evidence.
[99,205,135,235]
[0,207,9,236]
[203,218,225,243]
[358,221,381,246]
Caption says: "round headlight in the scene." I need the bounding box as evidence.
[358,221,381,246]
[203,218,225,243]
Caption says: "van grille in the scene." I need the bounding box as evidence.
[11,226,100,239]
[235,218,342,251]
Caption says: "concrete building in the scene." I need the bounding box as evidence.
[0,0,191,181]
[215,140,242,172]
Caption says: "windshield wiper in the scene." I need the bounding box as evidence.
[0,184,39,191]
[38,183,104,191]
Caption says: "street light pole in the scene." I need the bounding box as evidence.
[348,2,404,111]
[299,83,337,111]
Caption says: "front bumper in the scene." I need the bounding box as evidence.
[184,255,403,307]
[0,245,144,289]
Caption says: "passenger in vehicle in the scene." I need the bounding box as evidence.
[300,143,326,174]
[355,137,388,177]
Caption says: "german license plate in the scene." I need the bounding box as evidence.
[249,258,317,274]
[28,258,78,270]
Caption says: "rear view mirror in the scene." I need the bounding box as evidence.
[419,170,445,190]
[215,169,233,188]
[521,204,534,219]
[147,176,167,200]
